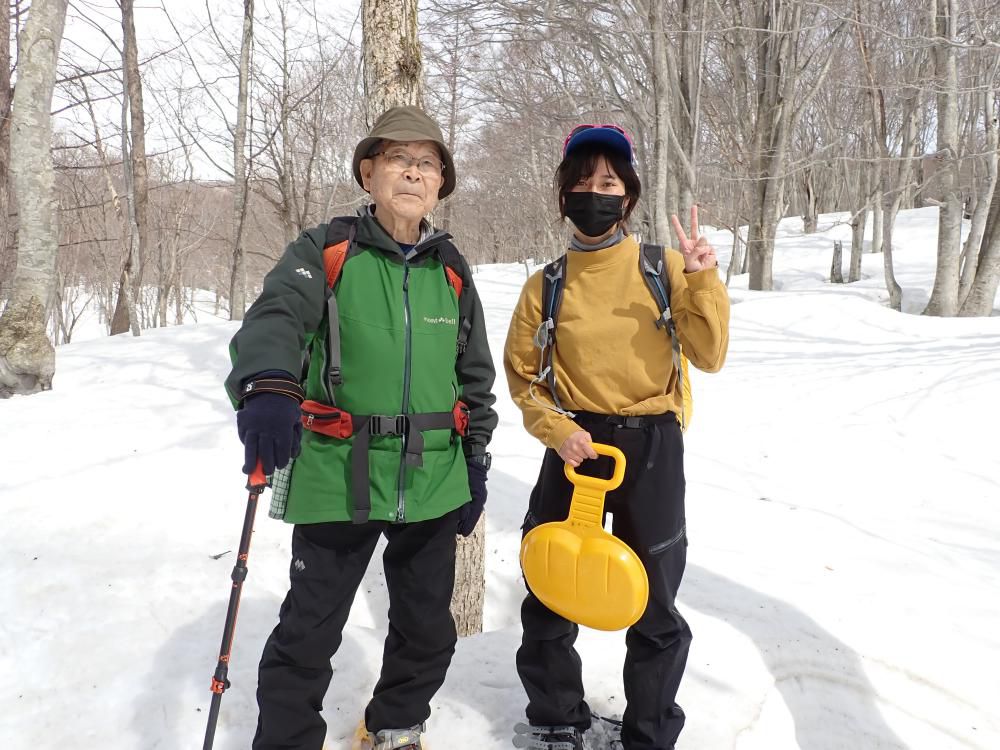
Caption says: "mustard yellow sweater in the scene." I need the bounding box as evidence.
[504,235,730,451]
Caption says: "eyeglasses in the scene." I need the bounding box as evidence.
[373,148,445,177]
[562,124,635,157]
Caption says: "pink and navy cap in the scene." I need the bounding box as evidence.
[562,124,635,163]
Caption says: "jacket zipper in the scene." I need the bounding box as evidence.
[397,260,413,522]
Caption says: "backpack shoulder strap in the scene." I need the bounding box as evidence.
[322,216,358,289]
[537,254,569,412]
[639,243,672,326]
[434,241,467,297]
[434,240,476,355]
[640,243,689,428]
[542,254,568,325]
[319,216,359,396]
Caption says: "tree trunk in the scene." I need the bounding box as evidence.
[0,4,13,289]
[647,0,671,245]
[229,0,253,321]
[958,88,998,310]
[802,169,818,233]
[871,193,883,254]
[726,214,743,286]
[881,88,919,311]
[960,182,1000,315]
[924,0,962,316]
[449,517,485,636]
[0,0,68,397]
[670,0,699,242]
[362,0,484,635]
[110,0,147,336]
[831,241,844,284]
[849,208,866,282]
[747,0,799,291]
[362,0,422,125]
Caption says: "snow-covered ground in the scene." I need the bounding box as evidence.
[2,207,999,750]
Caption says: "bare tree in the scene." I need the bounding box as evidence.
[229,0,254,320]
[0,4,13,292]
[0,0,69,397]
[924,0,964,316]
[108,0,149,335]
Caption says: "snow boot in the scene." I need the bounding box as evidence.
[512,722,584,750]
[592,713,623,750]
[352,720,426,750]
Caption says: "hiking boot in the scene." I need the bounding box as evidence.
[512,723,584,750]
[352,721,426,750]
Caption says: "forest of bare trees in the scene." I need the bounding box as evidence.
[1,0,1000,364]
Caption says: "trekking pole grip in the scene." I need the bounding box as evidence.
[247,460,267,492]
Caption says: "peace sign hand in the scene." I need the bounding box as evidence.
[670,205,718,273]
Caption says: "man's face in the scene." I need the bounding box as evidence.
[359,140,444,225]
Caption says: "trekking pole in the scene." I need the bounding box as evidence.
[203,461,267,750]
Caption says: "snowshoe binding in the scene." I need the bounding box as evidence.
[512,722,584,750]
[352,721,426,750]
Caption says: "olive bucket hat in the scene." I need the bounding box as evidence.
[352,105,456,199]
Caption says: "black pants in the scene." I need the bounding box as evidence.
[517,413,691,750]
[252,509,461,750]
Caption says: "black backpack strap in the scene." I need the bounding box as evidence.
[319,216,359,403]
[639,243,672,324]
[323,215,358,250]
[434,241,475,355]
[532,255,572,415]
[639,243,685,427]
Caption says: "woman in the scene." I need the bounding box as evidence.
[504,124,730,750]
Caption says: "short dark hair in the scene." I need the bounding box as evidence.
[555,143,642,225]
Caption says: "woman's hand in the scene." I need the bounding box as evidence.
[670,205,718,273]
[558,430,599,468]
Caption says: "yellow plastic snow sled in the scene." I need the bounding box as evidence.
[519,443,649,631]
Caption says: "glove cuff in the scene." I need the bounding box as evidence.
[239,376,305,405]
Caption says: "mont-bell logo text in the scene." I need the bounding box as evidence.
[423,315,456,326]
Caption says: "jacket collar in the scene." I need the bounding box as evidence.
[355,205,452,259]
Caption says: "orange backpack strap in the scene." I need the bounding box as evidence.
[323,241,349,288]
[444,265,464,297]
[435,241,474,354]
[318,217,358,396]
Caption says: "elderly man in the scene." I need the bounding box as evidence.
[225,106,498,750]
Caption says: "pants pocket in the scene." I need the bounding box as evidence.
[647,523,687,556]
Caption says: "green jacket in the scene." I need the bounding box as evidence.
[225,212,498,524]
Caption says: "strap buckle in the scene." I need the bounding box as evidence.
[369,414,407,436]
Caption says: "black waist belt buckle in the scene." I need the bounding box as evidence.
[369,414,407,436]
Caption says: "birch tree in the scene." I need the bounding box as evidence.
[0,0,68,397]
[0,4,13,290]
[228,0,254,320]
[362,0,485,635]
[924,0,963,316]
[108,0,149,335]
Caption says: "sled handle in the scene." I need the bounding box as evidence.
[564,443,626,492]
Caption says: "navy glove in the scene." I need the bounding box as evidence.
[458,459,488,537]
[237,392,303,475]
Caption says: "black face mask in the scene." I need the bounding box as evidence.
[563,192,625,237]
